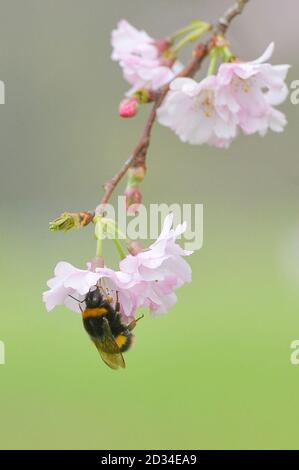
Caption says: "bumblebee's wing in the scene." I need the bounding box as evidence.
[92,317,125,370]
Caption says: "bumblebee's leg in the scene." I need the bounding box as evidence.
[115,290,120,314]
[98,285,114,304]
[127,314,144,331]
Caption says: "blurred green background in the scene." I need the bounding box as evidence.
[1,0,299,450]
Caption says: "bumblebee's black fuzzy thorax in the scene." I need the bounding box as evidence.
[84,287,104,308]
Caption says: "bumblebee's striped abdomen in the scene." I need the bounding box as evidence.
[82,301,134,354]
[114,332,133,352]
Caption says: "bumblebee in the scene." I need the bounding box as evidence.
[77,286,142,369]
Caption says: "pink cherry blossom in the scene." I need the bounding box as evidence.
[43,262,100,313]
[157,76,237,147]
[43,215,193,318]
[216,43,289,136]
[111,20,182,94]
[120,213,193,313]
[42,261,139,319]
[157,43,289,147]
[130,276,179,316]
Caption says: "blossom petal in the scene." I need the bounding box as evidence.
[250,42,275,65]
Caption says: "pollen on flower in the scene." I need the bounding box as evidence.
[242,80,250,93]
[232,76,250,94]
[202,91,214,118]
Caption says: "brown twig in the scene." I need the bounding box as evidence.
[96,43,208,215]
[54,0,250,225]
[216,0,250,35]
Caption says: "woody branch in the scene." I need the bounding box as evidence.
[51,0,250,228]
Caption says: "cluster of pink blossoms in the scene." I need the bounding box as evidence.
[111,20,182,96]
[43,214,192,321]
[112,20,289,147]
[157,43,289,148]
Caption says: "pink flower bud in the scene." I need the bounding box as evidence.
[124,186,142,214]
[161,56,176,68]
[128,165,146,183]
[127,203,141,215]
[119,97,139,118]
[154,38,172,53]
